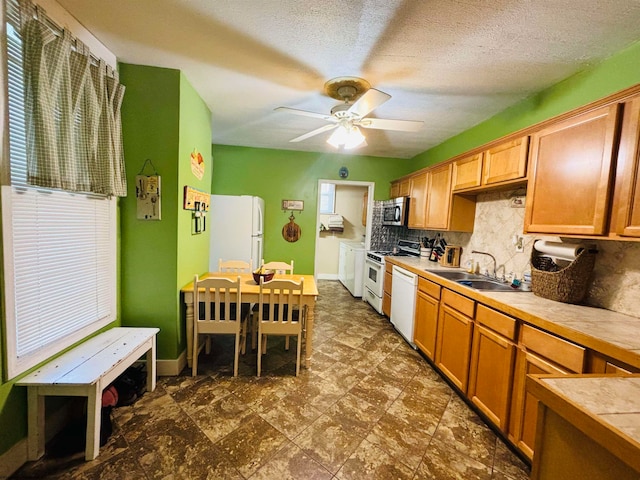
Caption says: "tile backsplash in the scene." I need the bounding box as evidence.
[372,191,640,318]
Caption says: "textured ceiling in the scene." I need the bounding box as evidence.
[57,0,640,158]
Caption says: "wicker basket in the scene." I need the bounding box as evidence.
[530,248,597,304]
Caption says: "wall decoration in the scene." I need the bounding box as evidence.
[282,213,301,242]
[183,186,209,234]
[183,185,210,211]
[338,166,349,178]
[281,199,304,211]
[136,159,161,220]
[190,148,205,180]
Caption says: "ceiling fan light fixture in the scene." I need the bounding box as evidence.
[326,125,365,149]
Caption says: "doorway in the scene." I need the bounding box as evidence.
[314,179,374,280]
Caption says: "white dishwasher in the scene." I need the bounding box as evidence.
[390,265,418,348]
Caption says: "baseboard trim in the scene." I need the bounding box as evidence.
[317,273,339,280]
[156,349,187,376]
[0,438,27,479]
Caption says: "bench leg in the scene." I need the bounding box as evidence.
[85,387,101,461]
[146,336,157,392]
[27,388,45,461]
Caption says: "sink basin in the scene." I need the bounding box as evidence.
[425,270,485,281]
[456,279,520,292]
[426,269,526,292]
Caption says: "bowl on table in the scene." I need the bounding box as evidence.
[252,269,275,284]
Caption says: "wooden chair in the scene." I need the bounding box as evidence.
[261,259,294,274]
[192,275,248,377]
[257,277,304,377]
[218,258,252,273]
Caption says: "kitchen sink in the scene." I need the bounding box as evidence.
[456,279,520,292]
[425,270,485,281]
[426,269,526,292]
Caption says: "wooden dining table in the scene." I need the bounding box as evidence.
[181,273,319,369]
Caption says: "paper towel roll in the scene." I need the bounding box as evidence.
[533,240,584,261]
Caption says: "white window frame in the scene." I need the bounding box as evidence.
[319,182,336,214]
[1,0,118,380]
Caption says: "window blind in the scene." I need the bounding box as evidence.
[2,0,116,379]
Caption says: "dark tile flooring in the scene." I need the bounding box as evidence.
[12,280,530,479]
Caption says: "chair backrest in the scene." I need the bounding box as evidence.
[194,275,243,333]
[258,277,304,325]
[218,258,252,273]
[261,259,294,275]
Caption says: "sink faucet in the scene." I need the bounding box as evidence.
[471,250,497,279]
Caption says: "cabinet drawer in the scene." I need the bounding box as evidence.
[418,277,441,299]
[442,288,475,318]
[520,324,585,373]
[476,304,517,341]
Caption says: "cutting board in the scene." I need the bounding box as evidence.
[282,214,301,242]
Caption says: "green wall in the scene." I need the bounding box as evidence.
[210,145,410,273]
[119,64,212,360]
[413,39,640,168]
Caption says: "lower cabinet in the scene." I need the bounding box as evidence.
[382,263,393,317]
[414,277,441,360]
[508,324,586,460]
[467,305,517,432]
[435,289,475,393]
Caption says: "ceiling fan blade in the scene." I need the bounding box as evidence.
[275,106,334,121]
[289,123,338,142]
[347,88,391,118]
[357,117,424,132]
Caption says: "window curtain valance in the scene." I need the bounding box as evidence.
[20,2,126,196]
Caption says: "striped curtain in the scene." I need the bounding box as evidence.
[21,3,127,197]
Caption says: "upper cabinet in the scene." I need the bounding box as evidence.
[408,171,428,229]
[452,137,529,192]
[408,164,476,231]
[390,178,410,198]
[613,95,640,238]
[425,163,453,229]
[524,104,621,235]
[483,137,529,185]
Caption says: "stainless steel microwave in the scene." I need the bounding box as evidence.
[382,197,408,226]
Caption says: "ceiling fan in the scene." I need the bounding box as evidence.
[275,77,424,149]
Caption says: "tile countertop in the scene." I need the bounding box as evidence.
[385,256,640,369]
[527,374,640,473]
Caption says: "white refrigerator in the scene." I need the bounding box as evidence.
[209,195,264,271]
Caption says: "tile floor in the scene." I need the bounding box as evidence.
[12,280,531,479]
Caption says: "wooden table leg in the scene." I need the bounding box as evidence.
[185,292,194,368]
[27,388,45,460]
[146,336,157,392]
[85,387,101,461]
[305,302,315,368]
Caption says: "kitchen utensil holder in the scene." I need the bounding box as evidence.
[530,248,597,304]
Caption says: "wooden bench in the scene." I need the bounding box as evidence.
[16,327,159,461]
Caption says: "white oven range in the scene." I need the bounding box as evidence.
[364,240,421,315]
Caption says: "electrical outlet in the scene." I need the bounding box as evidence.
[510,196,525,208]
[514,235,524,252]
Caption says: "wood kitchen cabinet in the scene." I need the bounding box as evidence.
[468,305,517,432]
[390,178,410,199]
[483,137,529,185]
[452,136,529,192]
[524,104,621,235]
[408,171,428,229]
[362,190,368,226]
[414,277,441,360]
[409,164,476,231]
[435,289,475,392]
[425,163,453,229]
[509,324,586,460]
[613,95,640,237]
[382,262,393,317]
[452,153,483,190]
